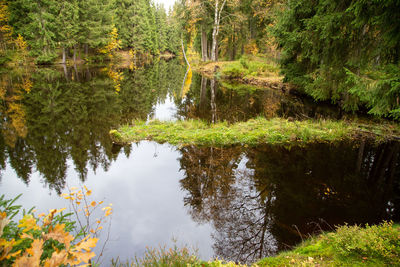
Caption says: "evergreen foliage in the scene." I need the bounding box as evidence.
[3,0,180,63]
[273,0,400,120]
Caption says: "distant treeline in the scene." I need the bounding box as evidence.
[0,0,181,64]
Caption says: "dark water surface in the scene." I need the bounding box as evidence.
[0,61,399,264]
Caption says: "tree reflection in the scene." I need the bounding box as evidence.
[175,73,344,123]
[0,59,186,191]
[179,141,400,264]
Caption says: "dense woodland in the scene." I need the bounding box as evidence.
[0,0,399,119]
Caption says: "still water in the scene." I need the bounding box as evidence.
[0,60,399,264]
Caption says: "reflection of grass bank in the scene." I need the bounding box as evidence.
[111,223,400,267]
[110,117,400,146]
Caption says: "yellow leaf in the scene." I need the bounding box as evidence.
[18,214,40,232]
[90,201,96,207]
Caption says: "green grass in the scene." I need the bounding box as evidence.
[257,222,400,267]
[109,117,400,146]
[220,55,280,79]
[110,223,400,267]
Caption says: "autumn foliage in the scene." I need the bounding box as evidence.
[0,186,112,266]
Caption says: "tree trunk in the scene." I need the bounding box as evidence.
[62,64,69,81]
[62,47,66,64]
[210,78,217,123]
[232,26,236,60]
[73,63,79,82]
[85,44,88,58]
[211,0,227,61]
[181,39,190,68]
[73,45,77,63]
[200,76,208,112]
[201,26,208,62]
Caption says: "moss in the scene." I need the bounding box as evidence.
[110,117,400,146]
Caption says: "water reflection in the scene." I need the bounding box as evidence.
[175,73,343,123]
[178,141,400,263]
[0,61,187,191]
[0,62,347,190]
[1,61,399,265]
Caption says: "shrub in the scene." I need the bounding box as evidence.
[0,187,112,266]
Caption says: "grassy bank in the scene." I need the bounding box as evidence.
[111,222,400,267]
[193,55,286,89]
[257,222,400,267]
[110,117,400,146]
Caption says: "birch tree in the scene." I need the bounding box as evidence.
[210,0,227,61]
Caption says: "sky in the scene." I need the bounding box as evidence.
[155,0,176,10]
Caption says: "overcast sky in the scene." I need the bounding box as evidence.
[155,0,176,10]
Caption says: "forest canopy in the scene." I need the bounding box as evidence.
[0,0,399,120]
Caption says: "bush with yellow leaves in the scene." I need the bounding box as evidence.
[0,186,112,266]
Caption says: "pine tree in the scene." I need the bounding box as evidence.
[115,0,135,48]
[273,0,400,119]
[155,4,168,53]
[18,0,60,63]
[78,0,115,56]
[56,0,79,63]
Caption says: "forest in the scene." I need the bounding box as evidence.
[1,0,399,119]
[1,0,400,266]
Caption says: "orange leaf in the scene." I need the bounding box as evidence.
[44,224,74,250]
[43,250,68,267]
[14,239,43,266]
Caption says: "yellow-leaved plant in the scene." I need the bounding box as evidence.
[0,186,113,266]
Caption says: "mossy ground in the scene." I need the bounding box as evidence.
[110,117,400,147]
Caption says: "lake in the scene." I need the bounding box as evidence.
[0,60,399,264]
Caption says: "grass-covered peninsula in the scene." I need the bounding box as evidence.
[110,117,400,147]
